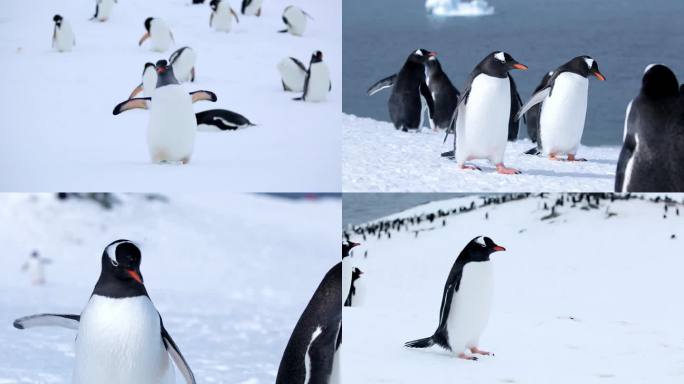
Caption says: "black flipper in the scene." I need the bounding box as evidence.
[13,314,80,330]
[367,74,397,96]
[160,316,196,384]
[294,65,311,101]
[508,75,522,141]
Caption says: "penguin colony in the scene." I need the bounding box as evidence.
[51,0,331,164]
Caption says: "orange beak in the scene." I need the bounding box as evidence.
[512,63,528,71]
[127,270,143,284]
[428,51,437,57]
[594,71,606,81]
[492,245,506,252]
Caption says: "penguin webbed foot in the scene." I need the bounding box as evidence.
[459,163,482,171]
[567,154,587,162]
[470,346,493,356]
[457,353,478,361]
[495,164,521,175]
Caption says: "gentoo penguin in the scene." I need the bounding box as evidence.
[196,109,255,131]
[367,49,436,131]
[278,6,312,36]
[241,0,264,16]
[129,62,158,99]
[113,60,217,164]
[92,0,116,22]
[425,56,460,130]
[343,267,363,307]
[615,64,684,192]
[209,0,240,32]
[21,250,48,286]
[278,57,308,92]
[524,70,554,145]
[294,51,331,102]
[52,15,74,52]
[13,240,196,384]
[450,51,527,174]
[276,262,342,384]
[515,56,606,160]
[139,17,174,52]
[405,236,506,360]
[169,46,197,83]
[341,241,359,312]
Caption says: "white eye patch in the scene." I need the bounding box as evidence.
[584,57,594,69]
[474,236,486,246]
[415,49,423,56]
[494,52,505,62]
[644,63,660,74]
[104,240,133,267]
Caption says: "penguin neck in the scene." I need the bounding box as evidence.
[92,269,149,299]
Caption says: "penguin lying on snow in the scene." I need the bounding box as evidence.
[242,0,264,16]
[139,17,174,52]
[52,15,74,52]
[516,56,606,161]
[92,0,116,22]
[294,51,331,102]
[129,47,197,99]
[615,64,684,192]
[113,60,217,164]
[13,240,196,384]
[276,262,342,384]
[210,0,240,32]
[279,6,312,36]
[196,109,255,131]
[405,236,506,361]
[344,267,363,307]
[278,57,308,92]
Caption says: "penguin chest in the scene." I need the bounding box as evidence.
[213,7,234,31]
[55,24,74,52]
[148,85,196,162]
[75,295,173,384]
[539,73,589,155]
[150,22,172,52]
[304,63,331,102]
[278,59,306,92]
[446,262,493,352]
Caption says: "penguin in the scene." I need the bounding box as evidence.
[341,241,359,313]
[278,6,312,36]
[515,56,606,160]
[209,0,240,32]
[139,17,174,52]
[113,60,218,164]
[405,236,506,361]
[523,70,554,145]
[52,15,75,52]
[450,51,527,174]
[92,0,116,22]
[169,46,197,83]
[276,262,342,384]
[21,250,49,286]
[13,240,196,384]
[278,57,308,92]
[425,56,460,130]
[241,0,264,16]
[196,109,255,131]
[507,75,524,141]
[615,64,684,192]
[343,268,363,307]
[367,49,436,131]
[129,62,158,99]
[294,51,331,102]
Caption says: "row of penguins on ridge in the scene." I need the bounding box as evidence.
[51,0,331,165]
[368,49,684,191]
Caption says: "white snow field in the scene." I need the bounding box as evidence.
[0,193,341,383]
[0,0,341,192]
[343,115,619,192]
[342,194,684,384]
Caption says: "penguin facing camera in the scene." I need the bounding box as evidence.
[128,47,197,100]
[52,15,75,52]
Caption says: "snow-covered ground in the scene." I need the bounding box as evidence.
[0,0,341,192]
[343,115,619,192]
[0,193,341,383]
[342,194,684,383]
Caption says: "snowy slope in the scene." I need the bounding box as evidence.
[0,0,341,192]
[343,115,619,192]
[342,195,684,384]
[0,193,341,383]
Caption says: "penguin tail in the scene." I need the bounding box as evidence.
[404,336,434,349]
[524,147,541,156]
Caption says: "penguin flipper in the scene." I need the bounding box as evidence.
[516,87,551,121]
[13,313,80,330]
[290,57,307,72]
[161,319,196,384]
[190,90,218,103]
[231,8,240,23]
[367,74,397,96]
[508,75,522,141]
[113,97,150,115]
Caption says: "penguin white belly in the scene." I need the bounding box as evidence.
[213,8,234,32]
[74,295,174,384]
[284,8,307,36]
[172,51,196,83]
[55,24,75,52]
[278,59,306,92]
[539,73,588,156]
[457,75,510,164]
[150,22,172,52]
[243,0,263,15]
[96,0,115,21]
[304,63,330,102]
[147,85,196,163]
[446,262,493,353]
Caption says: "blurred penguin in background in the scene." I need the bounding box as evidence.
[21,250,51,286]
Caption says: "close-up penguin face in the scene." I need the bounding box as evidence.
[484,51,528,77]
[409,48,436,64]
[464,236,506,262]
[575,56,606,81]
[103,240,143,284]
[53,15,62,27]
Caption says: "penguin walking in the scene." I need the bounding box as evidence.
[21,250,50,286]
[139,17,174,52]
[52,15,75,52]
[196,109,255,131]
[343,268,363,307]
[615,64,684,192]
[405,236,506,361]
[241,0,264,16]
[367,49,436,131]
[425,57,460,130]
[294,51,331,102]
[450,52,527,174]
[515,56,606,161]
[13,240,196,384]
[113,60,217,164]
[92,0,116,22]
[276,262,341,384]
[210,0,240,32]
[278,6,312,36]
[278,57,308,92]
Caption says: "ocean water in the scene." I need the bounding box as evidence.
[343,193,469,227]
[343,0,684,146]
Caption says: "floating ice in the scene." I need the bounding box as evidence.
[426,0,495,17]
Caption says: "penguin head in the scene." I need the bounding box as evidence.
[569,56,605,81]
[210,0,220,11]
[310,50,324,63]
[153,60,179,87]
[641,64,679,99]
[142,62,156,75]
[342,241,360,258]
[461,236,506,262]
[102,240,144,285]
[53,14,63,26]
[481,51,527,77]
[352,267,364,281]
[155,59,169,72]
[409,49,437,64]
[144,17,154,32]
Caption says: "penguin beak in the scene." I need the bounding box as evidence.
[428,51,437,57]
[492,245,506,252]
[512,62,528,71]
[593,71,606,81]
[349,241,361,249]
[127,269,143,284]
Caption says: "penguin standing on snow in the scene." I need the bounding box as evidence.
[13,240,196,384]
[294,51,331,102]
[276,262,342,384]
[425,56,460,130]
[279,6,312,36]
[523,70,554,144]
[169,46,197,83]
[139,17,174,52]
[241,0,264,16]
[342,241,360,310]
[278,57,308,92]
[449,51,527,174]
[405,236,506,361]
[344,267,363,307]
[92,0,116,22]
[516,56,606,160]
[210,0,240,32]
[113,60,217,164]
[367,49,436,131]
[615,64,684,192]
[52,15,74,52]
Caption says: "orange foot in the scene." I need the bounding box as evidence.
[458,352,478,361]
[567,154,587,162]
[496,164,521,175]
[470,346,493,356]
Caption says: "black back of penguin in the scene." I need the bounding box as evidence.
[425,57,460,129]
[388,49,434,130]
[525,71,554,149]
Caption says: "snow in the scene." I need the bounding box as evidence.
[342,194,684,384]
[0,0,341,192]
[343,114,619,192]
[0,193,341,383]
